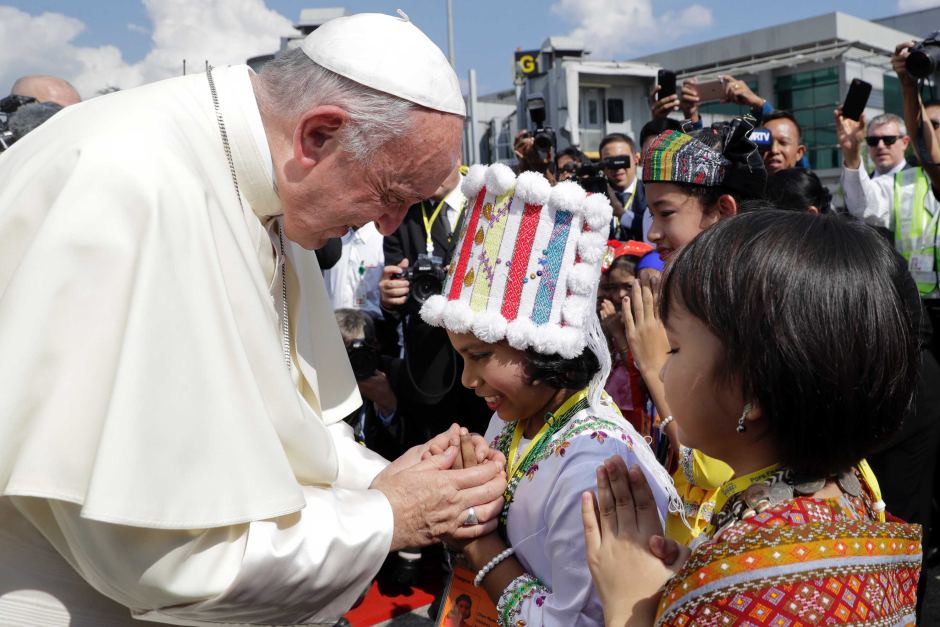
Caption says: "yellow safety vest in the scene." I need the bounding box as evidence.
[893,167,940,297]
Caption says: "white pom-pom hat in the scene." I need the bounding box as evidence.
[420,165,612,358]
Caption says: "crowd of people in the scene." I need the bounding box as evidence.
[0,10,938,627]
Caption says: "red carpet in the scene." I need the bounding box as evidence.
[343,578,436,626]
[342,555,446,626]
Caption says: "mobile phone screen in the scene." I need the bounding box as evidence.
[657,70,676,100]
[842,79,872,122]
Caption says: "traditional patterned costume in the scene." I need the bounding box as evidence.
[656,465,922,626]
[422,165,679,626]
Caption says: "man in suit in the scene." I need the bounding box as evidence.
[379,166,491,443]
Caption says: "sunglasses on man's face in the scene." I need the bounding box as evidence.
[866,135,900,147]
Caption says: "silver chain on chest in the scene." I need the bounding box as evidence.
[206,64,291,371]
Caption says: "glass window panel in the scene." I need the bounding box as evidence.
[794,110,813,128]
[791,72,813,88]
[792,89,814,109]
[776,90,793,110]
[606,98,624,124]
[776,75,793,90]
[814,107,835,127]
[816,83,839,104]
[815,127,836,146]
[588,100,598,125]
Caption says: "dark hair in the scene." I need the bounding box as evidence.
[640,117,682,148]
[660,211,918,478]
[556,146,587,166]
[607,253,639,276]
[524,347,600,390]
[599,132,636,154]
[455,594,472,605]
[763,168,832,213]
[763,110,802,140]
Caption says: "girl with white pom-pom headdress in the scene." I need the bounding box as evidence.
[421,163,678,626]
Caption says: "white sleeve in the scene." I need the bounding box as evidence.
[14,485,393,626]
[328,419,390,489]
[841,165,893,228]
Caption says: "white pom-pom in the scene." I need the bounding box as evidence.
[443,300,475,333]
[485,163,517,196]
[514,171,552,205]
[420,295,448,326]
[549,180,587,215]
[567,262,597,295]
[577,231,608,263]
[562,296,591,328]
[461,164,487,199]
[583,193,613,231]
[506,317,537,350]
[555,326,584,359]
[471,311,508,343]
[532,325,562,356]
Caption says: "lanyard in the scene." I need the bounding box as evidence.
[507,389,588,478]
[622,185,637,213]
[421,198,448,256]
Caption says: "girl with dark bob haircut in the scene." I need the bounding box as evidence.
[582,211,923,626]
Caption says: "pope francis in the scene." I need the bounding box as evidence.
[0,12,507,627]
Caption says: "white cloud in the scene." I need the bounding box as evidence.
[550,0,713,58]
[897,0,940,12]
[127,22,149,35]
[0,1,297,98]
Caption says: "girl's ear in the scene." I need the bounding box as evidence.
[717,194,738,218]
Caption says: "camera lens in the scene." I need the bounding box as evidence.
[906,44,940,79]
[534,133,554,151]
[410,273,443,305]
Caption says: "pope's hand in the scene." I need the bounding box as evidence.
[371,443,507,551]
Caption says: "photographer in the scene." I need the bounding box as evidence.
[599,132,645,241]
[335,308,405,461]
[1,76,81,152]
[555,145,587,182]
[379,166,491,442]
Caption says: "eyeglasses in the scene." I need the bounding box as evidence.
[865,135,900,147]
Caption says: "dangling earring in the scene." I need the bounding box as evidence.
[737,402,752,434]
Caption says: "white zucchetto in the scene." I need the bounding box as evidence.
[301,12,466,117]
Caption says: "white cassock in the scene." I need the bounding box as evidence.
[0,65,394,626]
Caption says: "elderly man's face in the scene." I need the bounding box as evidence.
[281,109,463,249]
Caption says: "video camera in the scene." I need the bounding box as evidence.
[573,155,631,194]
[906,31,940,80]
[0,94,62,152]
[526,94,555,160]
[748,127,773,151]
[401,253,447,313]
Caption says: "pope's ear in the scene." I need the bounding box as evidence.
[293,105,349,168]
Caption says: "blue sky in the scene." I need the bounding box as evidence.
[1,0,932,97]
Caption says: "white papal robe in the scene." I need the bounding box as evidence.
[0,66,394,626]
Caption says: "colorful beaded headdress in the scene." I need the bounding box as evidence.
[641,129,730,187]
[421,163,612,374]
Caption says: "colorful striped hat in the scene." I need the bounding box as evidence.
[420,163,612,362]
[641,129,730,187]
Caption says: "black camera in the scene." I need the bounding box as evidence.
[527,94,555,159]
[401,253,447,312]
[906,32,940,80]
[346,339,379,381]
[574,162,609,194]
[0,94,63,152]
